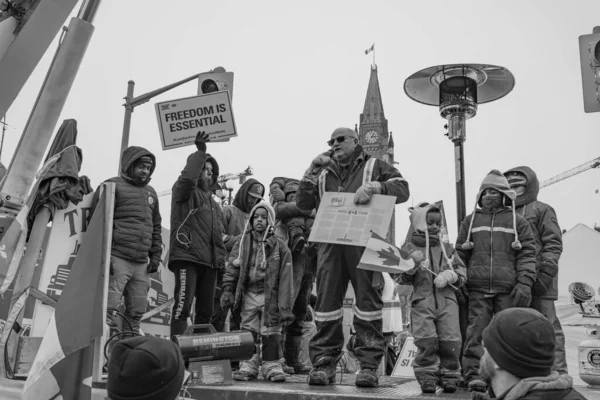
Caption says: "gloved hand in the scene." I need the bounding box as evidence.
[280,310,295,325]
[195,131,210,152]
[301,152,332,185]
[354,181,382,204]
[433,269,458,288]
[220,290,235,308]
[532,272,553,297]
[510,282,532,307]
[147,259,160,273]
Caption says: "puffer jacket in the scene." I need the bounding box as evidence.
[92,146,162,265]
[456,208,537,294]
[472,372,585,400]
[296,145,410,211]
[222,202,294,327]
[169,149,226,270]
[270,177,314,245]
[221,178,265,251]
[504,166,563,300]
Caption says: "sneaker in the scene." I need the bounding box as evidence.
[442,381,458,393]
[355,368,378,388]
[420,381,437,393]
[308,364,336,385]
[468,379,488,393]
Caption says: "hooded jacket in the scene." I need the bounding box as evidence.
[472,373,585,400]
[296,145,410,212]
[270,177,314,245]
[221,178,265,252]
[504,166,563,300]
[456,170,537,294]
[221,202,294,327]
[169,149,226,270]
[93,146,162,265]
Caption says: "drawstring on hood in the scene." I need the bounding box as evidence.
[234,201,276,270]
[409,203,453,268]
[461,169,521,251]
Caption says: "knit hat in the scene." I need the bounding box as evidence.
[482,308,555,378]
[107,336,185,400]
[134,155,154,167]
[235,201,276,269]
[461,169,521,251]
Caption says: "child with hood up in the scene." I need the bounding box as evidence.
[398,203,466,394]
[455,169,537,393]
[220,201,295,382]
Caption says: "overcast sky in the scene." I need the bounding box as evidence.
[3,0,600,244]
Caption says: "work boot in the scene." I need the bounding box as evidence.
[262,334,287,382]
[308,355,341,386]
[442,381,458,393]
[468,379,488,393]
[234,354,260,381]
[420,381,437,393]
[284,335,311,374]
[355,368,378,388]
[280,358,295,375]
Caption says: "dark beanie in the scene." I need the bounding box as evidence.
[107,336,185,400]
[482,308,555,378]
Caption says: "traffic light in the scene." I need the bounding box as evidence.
[198,66,234,101]
[578,27,600,113]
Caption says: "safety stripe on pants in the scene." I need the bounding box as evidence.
[314,308,343,322]
[352,305,383,321]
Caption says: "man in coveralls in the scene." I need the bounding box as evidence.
[296,127,410,387]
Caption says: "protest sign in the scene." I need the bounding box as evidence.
[308,193,395,247]
[391,336,417,378]
[155,91,236,150]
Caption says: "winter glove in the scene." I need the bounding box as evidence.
[220,290,234,309]
[433,269,458,288]
[280,310,296,326]
[147,259,160,274]
[354,181,382,205]
[301,152,332,185]
[195,131,210,152]
[510,283,532,307]
[405,249,428,272]
[532,272,553,297]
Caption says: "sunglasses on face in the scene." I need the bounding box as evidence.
[327,136,353,146]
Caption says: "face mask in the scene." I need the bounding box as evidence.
[481,195,502,211]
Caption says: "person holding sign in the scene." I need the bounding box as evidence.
[169,131,227,337]
[296,127,410,388]
[397,203,466,394]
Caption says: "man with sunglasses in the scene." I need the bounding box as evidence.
[169,131,227,338]
[296,127,410,388]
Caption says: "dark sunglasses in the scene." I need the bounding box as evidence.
[327,136,353,146]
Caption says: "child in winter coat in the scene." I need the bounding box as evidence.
[398,203,466,394]
[220,201,295,382]
[455,169,536,393]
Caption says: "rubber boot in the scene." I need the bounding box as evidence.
[278,333,295,374]
[285,335,311,374]
[262,334,286,382]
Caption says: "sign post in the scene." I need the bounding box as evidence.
[155,91,237,150]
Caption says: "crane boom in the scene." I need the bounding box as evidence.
[540,156,600,189]
[157,166,253,197]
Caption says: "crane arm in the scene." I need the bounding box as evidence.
[540,156,600,189]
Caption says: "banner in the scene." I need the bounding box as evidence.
[30,194,174,339]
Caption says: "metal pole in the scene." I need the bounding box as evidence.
[454,141,467,230]
[119,80,135,172]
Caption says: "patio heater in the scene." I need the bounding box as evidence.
[404,64,515,228]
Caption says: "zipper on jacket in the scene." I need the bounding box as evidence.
[489,213,495,293]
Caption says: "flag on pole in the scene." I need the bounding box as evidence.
[22,183,113,400]
[357,231,415,274]
[365,43,375,55]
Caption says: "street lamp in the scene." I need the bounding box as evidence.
[404,63,515,229]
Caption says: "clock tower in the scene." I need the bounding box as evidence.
[358,65,397,243]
